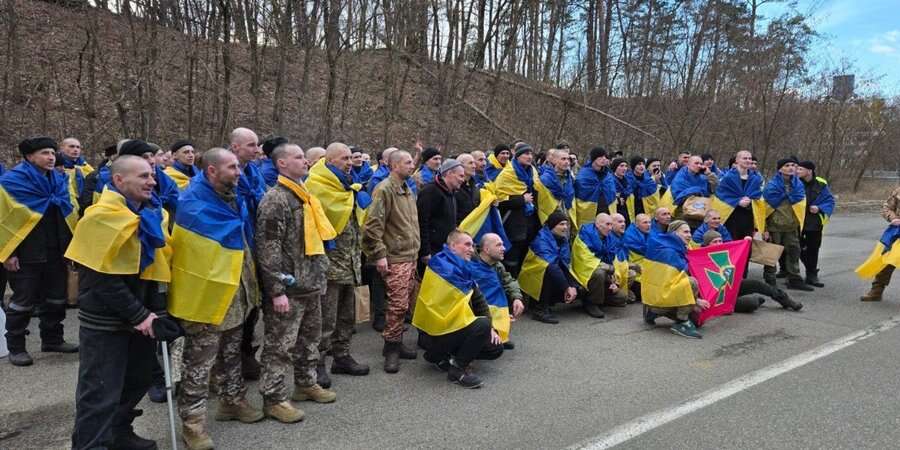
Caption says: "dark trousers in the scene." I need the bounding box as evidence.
[539,264,570,306]
[418,317,503,367]
[800,229,823,275]
[504,240,530,278]
[0,266,7,304]
[4,260,67,352]
[366,265,386,322]
[72,327,156,450]
[241,306,259,357]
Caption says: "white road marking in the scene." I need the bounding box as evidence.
[571,315,900,450]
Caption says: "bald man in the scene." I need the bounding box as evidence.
[653,207,672,233]
[454,153,481,223]
[470,233,524,349]
[306,147,326,169]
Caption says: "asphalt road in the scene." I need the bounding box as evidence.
[2,213,898,450]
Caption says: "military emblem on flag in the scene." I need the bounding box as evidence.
[687,239,751,325]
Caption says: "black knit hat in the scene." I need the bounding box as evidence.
[776,156,799,170]
[170,140,194,153]
[545,211,569,230]
[611,158,628,171]
[422,147,441,163]
[629,156,645,169]
[798,160,816,172]
[588,146,608,163]
[493,143,511,156]
[19,137,58,157]
[261,136,288,157]
[514,143,533,157]
[118,139,155,158]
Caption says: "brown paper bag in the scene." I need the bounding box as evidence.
[355,286,370,324]
[682,196,710,221]
[67,266,79,306]
[750,240,784,266]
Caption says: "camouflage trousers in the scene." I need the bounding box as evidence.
[319,282,356,360]
[259,294,321,405]
[382,261,416,343]
[585,267,629,306]
[177,321,245,419]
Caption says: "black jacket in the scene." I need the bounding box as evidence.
[417,177,458,258]
[802,177,826,231]
[454,178,481,224]
[79,167,102,215]
[76,266,166,332]
[499,192,540,243]
[13,204,71,264]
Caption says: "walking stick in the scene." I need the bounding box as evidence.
[160,341,179,450]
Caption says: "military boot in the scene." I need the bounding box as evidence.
[331,355,370,376]
[383,341,400,374]
[292,384,336,403]
[805,269,825,288]
[861,285,885,302]
[215,398,264,423]
[264,401,305,423]
[316,363,332,388]
[181,414,214,450]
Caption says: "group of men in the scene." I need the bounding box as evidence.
[0,133,844,449]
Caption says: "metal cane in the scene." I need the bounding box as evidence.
[160,341,178,450]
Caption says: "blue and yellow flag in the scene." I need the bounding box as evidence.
[518,227,571,300]
[856,225,900,279]
[276,175,337,255]
[164,161,198,191]
[65,187,171,281]
[574,163,616,227]
[763,174,807,230]
[467,257,511,342]
[538,167,575,225]
[485,153,505,181]
[626,171,660,220]
[669,166,710,206]
[167,175,250,325]
[459,187,511,251]
[259,158,279,187]
[412,245,478,336]
[306,159,371,232]
[809,177,835,227]
[711,168,766,233]
[570,223,610,288]
[0,162,77,262]
[61,156,94,196]
[623,224,649,281]
[641,232,695,308]
[691,223,733,244]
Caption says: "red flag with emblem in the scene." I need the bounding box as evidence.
[686,239,751,325]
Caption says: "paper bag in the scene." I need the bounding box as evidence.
[355,286,370,324]
[682,196,710,221]
[750,240,784,266]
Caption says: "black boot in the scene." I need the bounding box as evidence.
[532,304,559,324]
[331,355,370,376]
[371,315,385,332]
[41,342,79,353]
[773,289,803,311]
[6,310,32,366]
[383,341,400,374]
[786,278,814,292]
[111,428,158,450]
[806,270,825,288]
[316,363,332,388]
[583,302,605,318]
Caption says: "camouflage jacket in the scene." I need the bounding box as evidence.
[882,186,900,222]
[326,213,362,285]
[256,183,329,298]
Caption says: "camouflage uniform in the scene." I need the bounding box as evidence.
[763,178,804,284]
[255,182,329,403]
[320,214,361,360]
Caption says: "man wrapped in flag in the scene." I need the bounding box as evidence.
[691,209,733,246]
[797,160,835,287]
[665,155,718,227]
[495,144,542,276]
[859,185,900,302]
[626,156,660,221]
[413,230,504,389]
[1,137,80,367]
[762,157,812,291]
[164,140,199,190]
[609,213,639,302]
[484,144,510,182]
[168,148,264,449]
[59,137,94,197]
[306,143,373,383]
[641,220,710,339]
[518,211,577,324]
[624,213,652,271]
[711,150,766,241]
[538,147,575,225]
[571,213,629,319]
[574,147,616,227]
[68,155,173,450]
[95,141,181,215]
[468,233,524,350]
[413,146,442,191]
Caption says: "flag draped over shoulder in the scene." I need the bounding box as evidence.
[691,223,733,244]
[164,161,197,190]
[856,226,900,279]
[574,163,616,227]
[485,153,505,181]
[518,227,571,300]
[626,171,660,218]
[538,168,575,225]
[0,162,77,261]
[687,239,750,325]
[416,166,437,185]
[570,224,608,289]
[468,257,511,342]
[810,178,836,226]
[65,188,171,281]
[258,159,279,187]
[412,246,478,336]
[154,166,180,211]
[711,168,766,233]
[277,175,337,255]
[669,166,709,206]
[167,175,250,325]
[458,187,511,251]
[352,163,374,185]
[306,159,371,234]
[763,174,807,230]
[493,159,539,217]
[641,232,695,308]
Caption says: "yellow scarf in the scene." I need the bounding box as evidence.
[305,159,365,234]
[277,175,336,255]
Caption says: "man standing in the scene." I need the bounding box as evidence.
[496,144,540,276]
[363,150,421,373]
[169,148,263,450]
[539,147,575,222]
[59,137,94,197]
[715,150,764,242]
[485,144,511,182]
[69,155,170,449]
[306,143,371,386]
[469,233,525,349]
[413,147,442,191]
[797,160,834,287]
[762,157,813,291]
[256,143,335,424]
[669,155,718,228]
[574,147,615,228]
[2,137,79,366]
[454,154,481,223]
[164,140,198,190]
[860,185,900,301]
[418,159,466,270]
[471,150,488,187]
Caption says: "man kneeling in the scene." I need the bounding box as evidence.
[413,230,504,388]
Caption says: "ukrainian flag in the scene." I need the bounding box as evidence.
[62,156,94,196]
[518,227,571,300]
[306,159,371,232]
[570,223,607,289]
[458,187,511,251]
[468,257,511,342]
[65,187,171,281]
[164,162,197,190]
[539,168,576,225]
[412,246,478,336]
[810,177,835,228]
[626,171,660,221]
[485,153,505,181]
[574,162,616,227]
[763,174,807,230]
[167,175,248,325]
[623,224,649,281]
[668,166,710,206]
[0,162,77,262]
[609,233,631,287]
[856,226,900,279]
[641,232,695,308]
[711,169,767,233]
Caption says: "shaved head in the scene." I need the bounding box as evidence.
[325,142,352,174]
[381,147,398,165]
[110,154,148,177]
[111,155,155,203]
[306,147,326,165]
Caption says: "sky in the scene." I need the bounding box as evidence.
[760,0,900,97]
